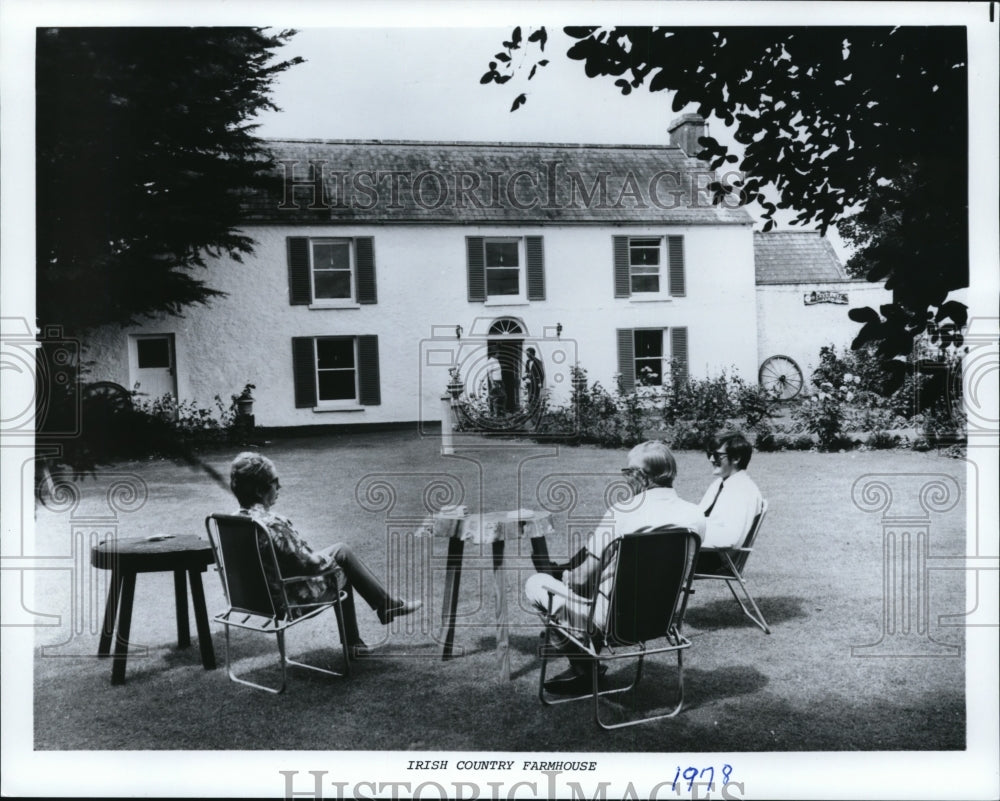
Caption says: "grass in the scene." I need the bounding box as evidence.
[30,430,967,751]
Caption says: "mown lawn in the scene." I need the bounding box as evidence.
[30,430,968,753]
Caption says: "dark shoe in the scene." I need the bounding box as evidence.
[543,664,607,695]
[349,642,376,658]
[379,599,422,625]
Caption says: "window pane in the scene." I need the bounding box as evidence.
[486,268,520,296]
[633,330,663,358]
[313,242,350,270]
[485,241,519,267]
[136,338,170,368]
[316,338,355,369]
[318,370,356,401]
[635,359,663,385]
[314,270,352,299]
[631,274,660,293]
[629,238,661,265]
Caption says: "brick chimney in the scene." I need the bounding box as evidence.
[668,113,709,158]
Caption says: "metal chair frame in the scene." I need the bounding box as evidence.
[536,526,701,729]
[692,500,770,634]
[205,514,351,693]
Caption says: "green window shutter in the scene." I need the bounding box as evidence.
[292,337,317,408]
[616,328,635,392]
[355,237,377,304]
[670,326,689,384]
[525,236,545,300]
[466,237,485,302]
[357,335,381,406]
[667,235,686,297]
[287,237,312,305]
[613,236,630,298]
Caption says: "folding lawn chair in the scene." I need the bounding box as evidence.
[205,513,351,693]
[536,525,701,729]
[692,499,770,633]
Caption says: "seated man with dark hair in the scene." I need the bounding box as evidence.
[699,432,763,549]
[525,440,705,694]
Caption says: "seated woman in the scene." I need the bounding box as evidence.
[229,451,421,656]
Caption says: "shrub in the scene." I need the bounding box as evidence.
[867,430,902,450]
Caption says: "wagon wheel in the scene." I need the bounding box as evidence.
[82,381,134,412]
[758,355,804,401]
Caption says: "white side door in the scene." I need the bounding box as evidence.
[129,334,177,400]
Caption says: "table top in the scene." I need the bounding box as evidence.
[416,508,554,544]
[91,535,215,571]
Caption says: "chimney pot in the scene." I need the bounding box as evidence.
[668,113,709,159]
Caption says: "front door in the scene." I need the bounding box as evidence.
[493,338,522,413]
[129,334,177,400]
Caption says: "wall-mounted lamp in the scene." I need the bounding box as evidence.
[556,322,563,339]
[455,325,463,340]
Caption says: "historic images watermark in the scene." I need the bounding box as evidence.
[277,160,748,213]
[280,765,746,800]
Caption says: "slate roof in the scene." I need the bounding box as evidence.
[754,231,855,284]
[241,139,754,226]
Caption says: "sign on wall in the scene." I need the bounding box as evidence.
[804,290,849,305]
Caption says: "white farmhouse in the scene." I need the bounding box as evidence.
[79,115,887,429]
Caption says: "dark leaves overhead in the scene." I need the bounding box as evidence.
[480,25,969,385]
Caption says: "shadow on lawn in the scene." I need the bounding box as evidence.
[473,633,771,709]
[684,595,807,631]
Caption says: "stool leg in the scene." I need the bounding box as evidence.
[98,571,122,657]
[438,538,465,660]
[492,540,510,682]
[188,568,216,670]
[112,572,137,685]
[174,570,191,648]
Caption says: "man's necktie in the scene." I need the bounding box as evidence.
[704,480,725,517]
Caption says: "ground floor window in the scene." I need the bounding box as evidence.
[616,327,689,392]
[292,335,381,408]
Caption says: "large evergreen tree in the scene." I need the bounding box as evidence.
[36,27,303,335]
[482,26,969,392]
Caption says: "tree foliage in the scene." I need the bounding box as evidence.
[36,27,303,335]
[481,26,968,392]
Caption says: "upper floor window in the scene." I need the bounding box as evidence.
[467,236,545,303]
[614,235,685,299]
[311,239,353,301]
[629,237,662,294]
[287,236,377,307]
[485,238,521,297]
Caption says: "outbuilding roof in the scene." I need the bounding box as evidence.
[242,139,754,226]
[754,231,855,284]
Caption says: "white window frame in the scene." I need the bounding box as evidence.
[483,236,526,304]
[310,238,359,309]
[628,236,663,296]
[633,328,674,387]
[314,336,360,409]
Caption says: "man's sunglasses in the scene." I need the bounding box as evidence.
[706,450,728,465]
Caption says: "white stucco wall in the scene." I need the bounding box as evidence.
[82,221,758,428]
[756,281,893,390]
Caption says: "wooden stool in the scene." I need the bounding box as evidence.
[91,535,216,685]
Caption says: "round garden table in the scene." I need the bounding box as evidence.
[91,535,216,685]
